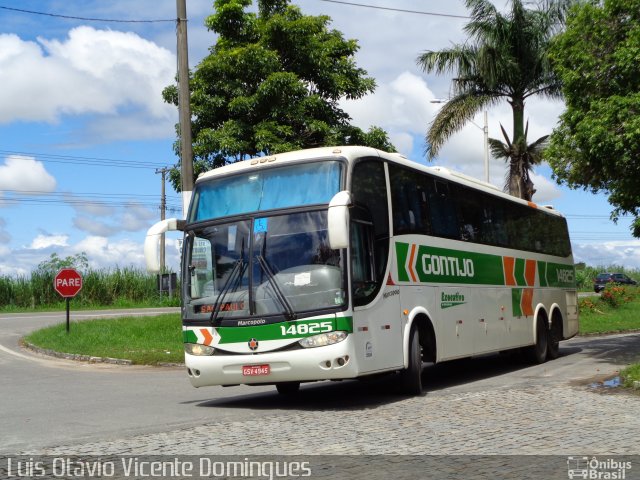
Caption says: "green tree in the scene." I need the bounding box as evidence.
[416,0,567,200]
[36,252,89,275]
[546,0,640,235]
[163,0,394,190]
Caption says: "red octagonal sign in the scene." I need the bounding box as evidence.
[54,268,83,298]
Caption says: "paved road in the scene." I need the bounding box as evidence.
[1,310,639,459]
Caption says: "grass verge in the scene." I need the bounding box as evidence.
[24,313,183,365]
[579,294,640,335]
[620,364,640,389]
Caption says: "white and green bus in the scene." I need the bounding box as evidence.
[145,146,578,395]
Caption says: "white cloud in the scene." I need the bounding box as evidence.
[530,172,562,205]
[0,155,57,193]
[28,234,69,250]
[63,194,115,217]
[71,203,157,237]
[342,71,566,203]
[0,27,176,139]
[73,216,120,237]
[573,240,640,269]
[71,236,146,269]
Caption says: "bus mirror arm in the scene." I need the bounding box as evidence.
[144,218,186,273]
[328,190,351,250]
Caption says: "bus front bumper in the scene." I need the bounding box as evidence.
[185,338,358,388]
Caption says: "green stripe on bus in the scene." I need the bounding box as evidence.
[216,316,353,344]
[514,258,526,286]
[545,262,577,288]
[538,261,549,287]
[184,330,197,343]
[512,289,523,317]
[396,242,410,282]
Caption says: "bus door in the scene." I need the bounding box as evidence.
[349,159,403,373]
[350,216,403,373]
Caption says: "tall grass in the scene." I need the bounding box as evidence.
[0,267,179,310]
[575,264,640,291]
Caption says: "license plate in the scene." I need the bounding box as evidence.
[242,364,270,376]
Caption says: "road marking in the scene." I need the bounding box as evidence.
[0,343,43,362]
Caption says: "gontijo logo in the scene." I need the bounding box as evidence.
[399,243,477,282]
[396,242,503,285]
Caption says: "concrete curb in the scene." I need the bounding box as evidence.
[21,340,186,367]
[22,340,133,366]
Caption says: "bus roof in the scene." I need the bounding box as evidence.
[195,146,565,218]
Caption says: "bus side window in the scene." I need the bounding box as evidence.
[456,185,485,242]
[429,180,459,238]
[389,165,430,235]
[351,159,390,306]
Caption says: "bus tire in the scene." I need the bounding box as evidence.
[547,318,562,360]
[525,316,548,364]
[276,382,300,395]
[399,325,423,395]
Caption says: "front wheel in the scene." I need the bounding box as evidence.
[398,326,424,395]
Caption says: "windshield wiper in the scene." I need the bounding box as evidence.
[210,259,245,327]
[255,255,297,321]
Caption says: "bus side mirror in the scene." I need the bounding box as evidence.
[328,191,351,250]
[144,218,185,273]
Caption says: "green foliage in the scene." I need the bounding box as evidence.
[416,0,567,200]
[25,314,183,365]
[620,364,640,389]
[574,264,639,290]
[164,0,394,190]
[0,259,179,310]
[578,287,640,335]
[600,284,636,308]
[546,0,640,233]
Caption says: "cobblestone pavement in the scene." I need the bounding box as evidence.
[25,372,639,456]
[7,334,640,479]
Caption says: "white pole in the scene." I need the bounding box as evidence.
[483,110,489,183]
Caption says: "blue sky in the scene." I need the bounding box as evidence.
[0,0,637,277]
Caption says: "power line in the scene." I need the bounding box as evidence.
[0,150,171,170]
[0,5,174,23]
[316,0,469,19]
[0,189,181,210]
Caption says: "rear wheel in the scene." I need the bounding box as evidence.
[275,382,300,395]
[525,317,548,364]
[399,325,423,395]
[547,318,562,360]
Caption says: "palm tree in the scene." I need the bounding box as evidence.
[417,0,568,200]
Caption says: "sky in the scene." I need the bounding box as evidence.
[0,0,637,277]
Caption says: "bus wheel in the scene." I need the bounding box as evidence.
[525,317,548,364]
[547,319,562,360]
[399,326,424,395]
[276,382,300,395]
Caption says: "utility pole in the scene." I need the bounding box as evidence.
[155,167,170,272]
[176,0,194,217]
[430,99,490,183]
[483,110,489,183]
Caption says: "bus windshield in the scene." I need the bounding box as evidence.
[185,211,345,323]
[189,161,342,222]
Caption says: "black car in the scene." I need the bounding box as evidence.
[594,272,638,293]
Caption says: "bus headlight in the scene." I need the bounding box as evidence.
[184,343,215,356]
[298,331,347,348]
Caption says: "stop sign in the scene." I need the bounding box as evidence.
[54,268,83,298]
